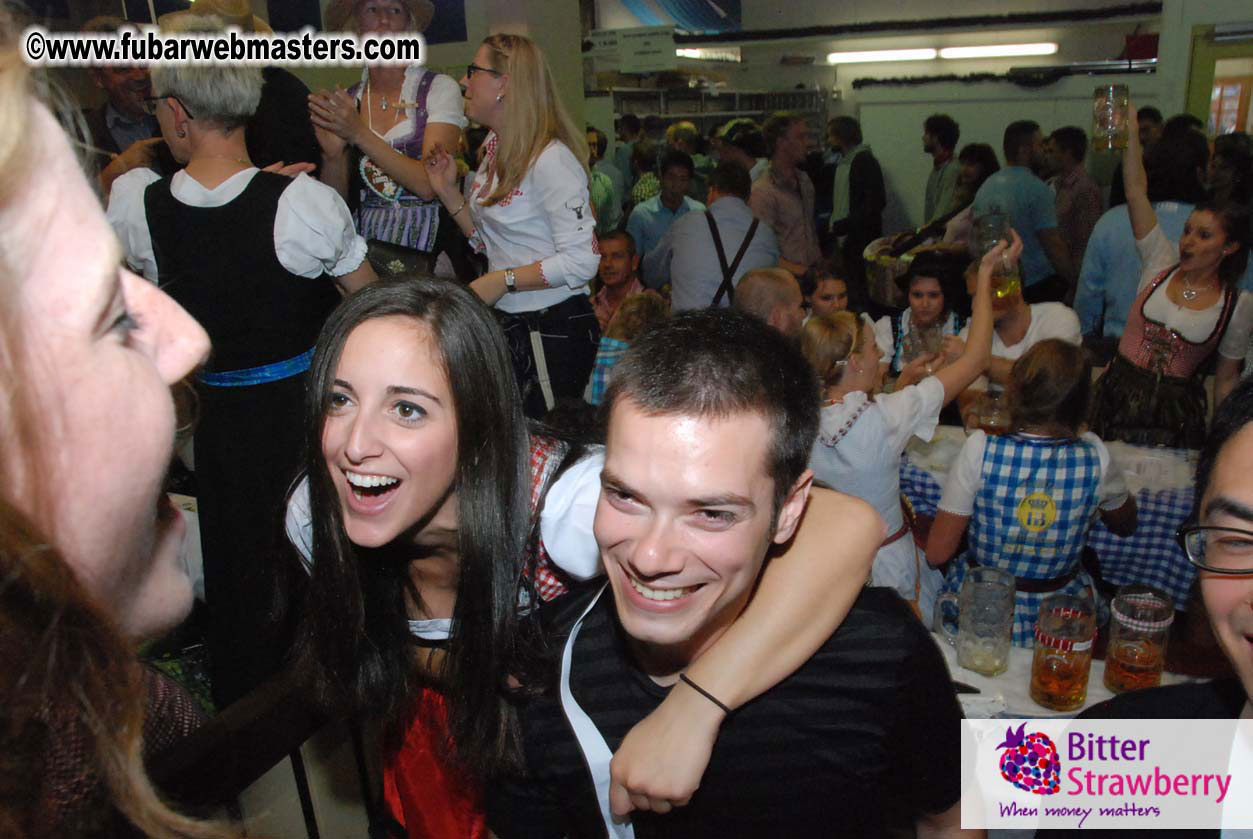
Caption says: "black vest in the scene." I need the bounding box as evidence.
[145,171,340,373]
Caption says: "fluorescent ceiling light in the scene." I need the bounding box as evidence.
[939,43,1058,59]
[827,48,937,64]
[676,47,742,62]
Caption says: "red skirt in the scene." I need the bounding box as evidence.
[383,688,486,839]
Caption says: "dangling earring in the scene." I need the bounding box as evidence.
[496,93,504,103]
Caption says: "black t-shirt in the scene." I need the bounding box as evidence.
[1035,679,1246,839]
[487,585,965,839]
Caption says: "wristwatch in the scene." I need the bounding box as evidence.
[504,268,517,293]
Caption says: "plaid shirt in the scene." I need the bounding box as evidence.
[630,171,660,206]
[527,435,574,602]
[1052,166,1103,276]
[587,337,630,406]
[941,434,1103,646]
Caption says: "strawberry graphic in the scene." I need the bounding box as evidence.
[996,723,1061,795]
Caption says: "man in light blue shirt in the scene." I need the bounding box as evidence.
[972,120,1072,303]
[643,162,780,311]
[626,150,704,258]
[1075,201,1192,339]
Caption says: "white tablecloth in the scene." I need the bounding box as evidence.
[932,631,1191,719]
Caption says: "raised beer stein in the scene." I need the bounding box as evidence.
[1092,84,1130,151]
[936,566,1015,677]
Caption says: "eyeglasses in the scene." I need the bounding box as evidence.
[466,63,501,79]
[1176,525,1253,574]
[141,94,195,120]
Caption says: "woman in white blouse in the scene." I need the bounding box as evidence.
[1088,105,1253,448]
[426,33,601,418]
[800,234,1013,626]
[311,0,466,275]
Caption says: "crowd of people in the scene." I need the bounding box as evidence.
[3,0,1253,836]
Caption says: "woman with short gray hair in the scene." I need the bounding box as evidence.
[107,47,377,707]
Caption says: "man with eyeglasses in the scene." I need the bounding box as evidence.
[1037,378,1253,837]
[79,17,162,180]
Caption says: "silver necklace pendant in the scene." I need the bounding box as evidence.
[1181,286,1199,301]
[381,96,389,111]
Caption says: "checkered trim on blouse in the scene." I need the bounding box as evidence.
[528,434,570,602]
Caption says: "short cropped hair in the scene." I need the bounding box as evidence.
[1002,120,1040,164]
[151,18,261,130]
[1049,125,1088,164]
[617,113,641,136]
[598,229,636,257]
[734,268,798,323]
[763,111,803,157]
[659,148,695,178]
[827,115,862,147]
[707,160,751,200]
[924,114,960,151]
[1137,106,1163,125]
[1006,339,1092,433]
[603,309,820,518]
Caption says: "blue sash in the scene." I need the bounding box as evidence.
[198,347,314,387]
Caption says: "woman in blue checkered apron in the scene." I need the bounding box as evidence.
[311,0,467,276]
[927,340,1139,646]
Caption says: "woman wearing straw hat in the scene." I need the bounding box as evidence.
[311,0,467,278]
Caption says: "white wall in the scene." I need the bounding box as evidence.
[857,75,1161,233]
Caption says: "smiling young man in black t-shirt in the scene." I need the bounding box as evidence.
[487,310,976,839]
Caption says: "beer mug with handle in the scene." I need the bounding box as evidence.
[936,566,1015,677]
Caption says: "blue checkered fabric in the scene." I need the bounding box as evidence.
[587,337,630,406]
[901,460,942,516]
[903,451,1197,612]
[938,435,1103,647]
[1087,487,1196,607]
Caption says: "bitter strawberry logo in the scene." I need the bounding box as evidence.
[997,723,1061,795]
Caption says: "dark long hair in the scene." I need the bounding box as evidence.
[1191,199,1251,288]
[294,279,531,779]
